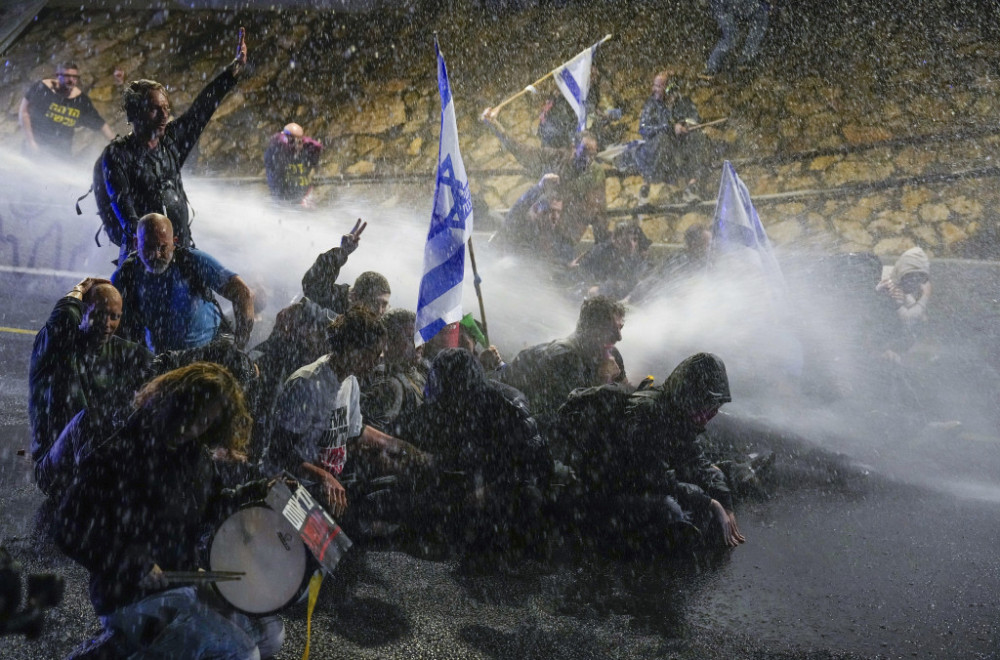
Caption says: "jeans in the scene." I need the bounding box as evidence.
[100,586,284,660]
[706,0,771,73]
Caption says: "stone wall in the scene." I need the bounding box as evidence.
[3,3,1000,258]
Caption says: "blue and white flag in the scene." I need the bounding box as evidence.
[711,160,803,375]
[711,160,786,293]
[554,45,594,133]
[415,43,474,346]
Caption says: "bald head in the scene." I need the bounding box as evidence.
[283,123,304,138]
[137,213,175,274]
[79,283,123,346]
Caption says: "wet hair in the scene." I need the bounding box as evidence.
[381,308,416,338]
[576,295,626,334]
[613,221,653,251]
[327,306,387,353]
[349,271,391,302]
[122,79,166,123]
[81,282,121,307]
[132,361,251,454]
[57,62,79,73]
[531,194,562,214]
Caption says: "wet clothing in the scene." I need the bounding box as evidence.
[54,411,269,616]
[301,246,352,313]
[400,349,552,549]
[706,0,771,74]
[623,353,734,516]
[28,295,152,493]
[489,182,575,265]
[264,132,323,202]
[574,240,649,300]
[248,297,333,458]
[489,130,608,244]
[22,81,107,154]
[99,69,238,252]
[885,246,931,328]
[635,93,710,186]
[112,248,236,353]
[265,355,363,483]
[360,361,428,438]
[501,334,627,423]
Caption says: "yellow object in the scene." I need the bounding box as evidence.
[301,571,324,660]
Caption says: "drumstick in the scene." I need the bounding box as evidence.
[162,571,245,583]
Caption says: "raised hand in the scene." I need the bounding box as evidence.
[340,218,367,255]
[231,27,248,77]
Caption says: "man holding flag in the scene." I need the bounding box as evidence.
[415,41,477,347]
[481,36,612,244]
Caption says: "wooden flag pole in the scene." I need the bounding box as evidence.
[686,117,728,131]
[487,34,613,118]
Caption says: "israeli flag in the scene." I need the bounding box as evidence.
[711,160,786,291]
[554,45,594,133]
[711,160,803,375]
[415,43,474,346]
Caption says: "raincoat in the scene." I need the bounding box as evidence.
[623,353,734,515]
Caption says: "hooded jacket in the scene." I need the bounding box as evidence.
[623,352,733,514]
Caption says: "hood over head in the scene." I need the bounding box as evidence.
[890,247,930,284]
[425,348,487,404]
[662,352,732,413]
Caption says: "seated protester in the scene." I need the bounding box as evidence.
[482,110,609,245]
[399,348,552,555]
[263,307,429,535]
[151,338,261,413]
[629,223,711,303]
[572,221,653,300]
[54,362,284,659]
[490,173,575,267]
[301,219,391,317]
[360,309,427,437]
[876,246,931,331]
[623,353,745,548]
[112,213,255,352]
[502,296,628,435]
[634,71,714,201]
[247,297,333,458]
[29,278,152,496]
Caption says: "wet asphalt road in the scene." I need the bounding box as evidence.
[1,271,999,660]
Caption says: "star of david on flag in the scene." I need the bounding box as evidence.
[415,41,474,345]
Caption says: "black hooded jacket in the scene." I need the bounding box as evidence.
[623,352,734,514]
[402,348,552,489]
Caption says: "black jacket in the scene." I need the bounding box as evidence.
[99,69,238,247]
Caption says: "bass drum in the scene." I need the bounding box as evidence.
[209,505,312,615]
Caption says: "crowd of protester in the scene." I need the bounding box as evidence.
[20,24,935,660]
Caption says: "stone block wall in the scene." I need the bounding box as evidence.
[3,4,1000,259]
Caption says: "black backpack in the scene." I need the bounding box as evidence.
[555,381,657,488]
[91,152,128,247]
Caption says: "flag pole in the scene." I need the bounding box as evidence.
[466,237,489,344]
[488,34,612,117]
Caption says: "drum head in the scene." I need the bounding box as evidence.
[210,506,308,614]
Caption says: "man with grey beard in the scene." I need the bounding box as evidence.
[111,213,254,353]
